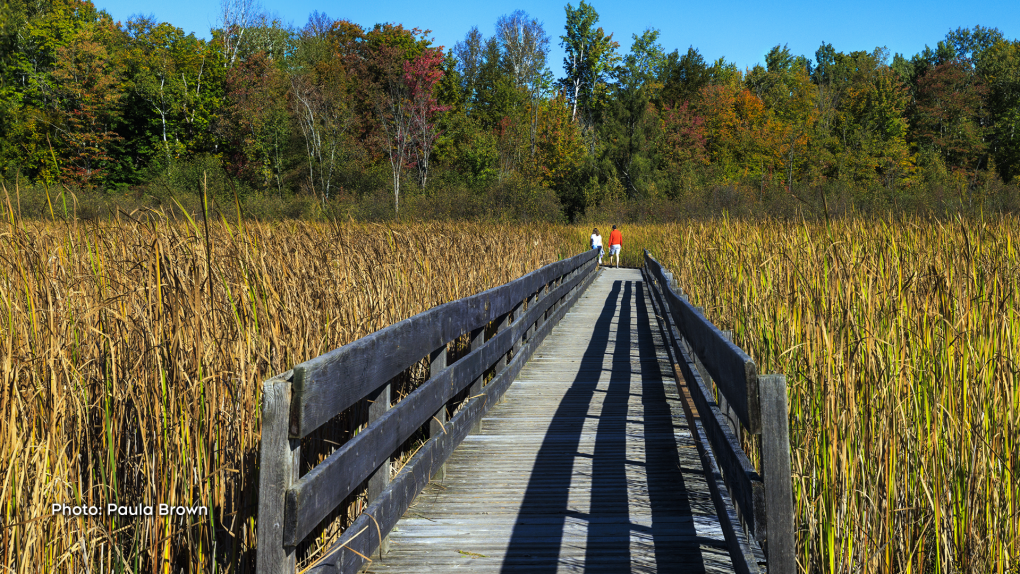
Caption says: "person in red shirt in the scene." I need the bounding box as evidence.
[607,225,623,268]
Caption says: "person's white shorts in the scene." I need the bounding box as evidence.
[609,245,621,256]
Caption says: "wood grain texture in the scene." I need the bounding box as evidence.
[367,381,391,500]
[290,249,599,438]
[283,265,596,546]
[643,260,765,545]
[642,267,765,574]
[356,269,736,574]
[644,253,760,433]
[256,377,299,574]
[303,259,598,574]
[758,374,795,574]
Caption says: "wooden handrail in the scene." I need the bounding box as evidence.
[643,249,795,574]
[257,248,601,573]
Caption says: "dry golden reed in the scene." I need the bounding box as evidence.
[635,217,1020,573]
[7,210,1017,574]
[0,211,569,573]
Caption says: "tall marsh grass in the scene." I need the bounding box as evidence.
[639,217,1020,573]
[6,208,1017,573]
[0,208,569,572]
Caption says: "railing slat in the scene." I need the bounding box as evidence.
[644,249,795,574]
[654,266,761,433]
[289,250,597,438]
[304,258,599,573]
[281,260,595,546]
[673,329,766,541]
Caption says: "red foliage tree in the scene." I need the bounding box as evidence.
[222,51,289,191]
[660,101,708,174]
[50,26,123,188]
[404,47,450,190]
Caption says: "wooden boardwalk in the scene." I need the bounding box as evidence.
[366,269,735,573]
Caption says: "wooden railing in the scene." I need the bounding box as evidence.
[643,250,795,574]
[257,248,600,573]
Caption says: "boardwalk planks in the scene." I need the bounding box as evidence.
[644,250,795,574]
[362,269,735,574]
[258,251,793,574]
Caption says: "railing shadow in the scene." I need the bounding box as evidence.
[500,277,706,573]
[499,280,621,572]
[635,281,706,574]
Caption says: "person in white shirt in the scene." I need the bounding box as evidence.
[590,228,603,266]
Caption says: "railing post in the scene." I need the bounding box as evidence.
[469,325,485,433]
[690,306,712,391]
[366,379,391,553]
[511,299,524,358]
[759,374,795,574]
[257,380,300,574]
[430,344,448,480]
[492,311,511,377]
[256,251,601,573]
[525,290,539,343]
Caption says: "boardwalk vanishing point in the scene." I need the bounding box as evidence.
[257,249,791,574]
[366,269,739,573]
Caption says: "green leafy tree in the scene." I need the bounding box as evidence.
[496,10,552,160]
[660,47,710,107]
[122,18,220,178]
[0,0,111,181]
[288,14,359,200]
[559,0,619,130]
[533,93,587,216]
[810,45,913,187]
[602,29,668,197]
[910,59,988,176]
[976,39,1020,182]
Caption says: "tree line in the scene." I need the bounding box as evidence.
[1,0,1018,219]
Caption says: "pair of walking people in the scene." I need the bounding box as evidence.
[590,225,622,268]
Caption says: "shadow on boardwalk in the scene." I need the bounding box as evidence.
[366,270,732,574]
[500,278,706,573]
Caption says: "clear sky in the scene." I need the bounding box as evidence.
[97,0,1019,74]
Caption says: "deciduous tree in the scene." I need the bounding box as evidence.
[560,0,619,130]
[49,23,123,188]
[911,59,987,175]
[405,47,450,190]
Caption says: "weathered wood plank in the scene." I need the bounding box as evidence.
[429,344,448,481]
[283,259,596,546]
[366,381,391,504]
[468,326,485,396]
[304,259,598,573]
[290,249,599,438]
[354,269,732,574]
[645,253,761,433]
[256,377,299,574]
[759,374,795,573]
[645,263,766,543]
[642,268,764,574]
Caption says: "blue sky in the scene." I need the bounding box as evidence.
[98,0,1019,73]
